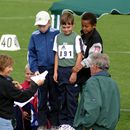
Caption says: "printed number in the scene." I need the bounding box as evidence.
[59,50,72,58]
[64,51,67,57]
[69,51,72,56]
[60,51,62,57]
[1,37,12,48]
[1,38,6,47]
[60,51,67,57]
[7,38,12,47]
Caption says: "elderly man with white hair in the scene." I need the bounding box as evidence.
[73,53,120,130]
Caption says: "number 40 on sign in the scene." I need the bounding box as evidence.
[0,34,21,51]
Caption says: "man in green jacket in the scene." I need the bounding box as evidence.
[73,53,120,130]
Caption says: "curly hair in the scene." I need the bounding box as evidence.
[0,55,14,72]
[82,12,97,25]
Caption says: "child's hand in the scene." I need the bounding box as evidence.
[53,72,58,83]
[35,71,40,75]
[36,80,44,86]
[23,111,30,120]
[69,72,77,84]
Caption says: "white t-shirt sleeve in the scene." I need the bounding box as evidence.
[89,42,102,54]
[81,42,102,68]
[53,35,58,52]
[75,35,83,54]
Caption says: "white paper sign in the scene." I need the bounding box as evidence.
[31,70,48,83]
[58,45,74,59]
[14,97,34,107]
[0,34,20,51]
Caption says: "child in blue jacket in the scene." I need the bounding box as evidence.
[28,11,59,129]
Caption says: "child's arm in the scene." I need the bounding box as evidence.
[72,42,102,73]
[28,35,39,74]
[69,52,83,84]
[53,52,58,83]
[69,53,83,84]
[53,35,58,83]
[69,35,83,84]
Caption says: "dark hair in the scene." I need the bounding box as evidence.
[0,55,14,72]
[82,12,97,25]
[60,12,74,25]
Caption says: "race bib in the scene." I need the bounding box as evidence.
[58,45,74,59]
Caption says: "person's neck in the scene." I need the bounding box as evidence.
[40,27,50,34]
[94,69,108,76]
[91,69,102,76]
[63,32,73,36]
[25,80,31,83]
[0,72,5,77]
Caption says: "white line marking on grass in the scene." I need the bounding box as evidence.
[19,49,130,55]
[107,51,130,54]
[0,16,34,20]
[121,109,130,112]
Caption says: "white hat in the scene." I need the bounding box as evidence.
[34,11,50,26]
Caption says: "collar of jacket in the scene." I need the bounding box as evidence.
[0,74,5,78]
[81,28,96,38]
[40,27,50,34]
[94,70,111,77]
[0,75,13,81]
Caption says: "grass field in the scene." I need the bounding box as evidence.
[0,0,130,129]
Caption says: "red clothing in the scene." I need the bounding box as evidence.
[21,80,38,112]
[21,80,30,90]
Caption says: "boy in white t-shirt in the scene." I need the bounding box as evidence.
[53,12,83,128]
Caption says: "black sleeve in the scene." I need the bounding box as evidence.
[5,80,39,102]
[92,34,103,44]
